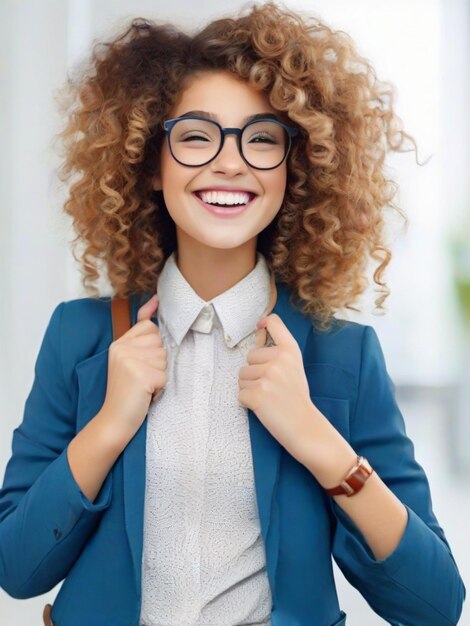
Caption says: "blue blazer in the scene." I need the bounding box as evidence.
[0,283,466,625]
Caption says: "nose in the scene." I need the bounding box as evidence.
[210,131,247,173]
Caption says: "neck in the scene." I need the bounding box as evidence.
[174,239,258,301]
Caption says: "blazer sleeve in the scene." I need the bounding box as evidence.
[0,302,113,599]
[329,325,466,626]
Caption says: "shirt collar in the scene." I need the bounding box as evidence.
[156,251,276,349]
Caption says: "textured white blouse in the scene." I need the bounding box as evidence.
[139,250,274,626]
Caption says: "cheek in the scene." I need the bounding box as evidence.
[266,166,287,196]
[159,162,189,207]
[267,175,287,211]
[159,141,180,181]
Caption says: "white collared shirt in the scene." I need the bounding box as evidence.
[139,251,273,626]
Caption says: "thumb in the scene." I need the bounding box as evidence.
[137,294,159,323]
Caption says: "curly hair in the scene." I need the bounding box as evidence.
[53,0,419,332]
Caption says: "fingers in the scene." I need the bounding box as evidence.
[246,345,279,364]
[121,294,160,340]
[137,294,159,323]
[121,334,165,350]
[253,327,276,349]
[239,363,265,380]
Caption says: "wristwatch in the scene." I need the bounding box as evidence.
[324,455,374,497]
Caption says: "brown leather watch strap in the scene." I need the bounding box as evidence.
[111,296,132,340]
[325,455,374,497]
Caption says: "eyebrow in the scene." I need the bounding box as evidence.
[178,110,280,124]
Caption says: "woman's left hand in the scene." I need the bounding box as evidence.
[238,313,320,465]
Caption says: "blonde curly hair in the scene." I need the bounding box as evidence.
[53,0,418,332]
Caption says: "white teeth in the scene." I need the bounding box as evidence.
[198,190,251,205]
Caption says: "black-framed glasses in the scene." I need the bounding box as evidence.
[162,114,299,170]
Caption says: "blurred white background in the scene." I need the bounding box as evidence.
[0,0,469,624]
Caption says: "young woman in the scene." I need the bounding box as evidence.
[0,2,465,625]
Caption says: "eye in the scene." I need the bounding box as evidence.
[181,134,211,142]
[248,132,277,144]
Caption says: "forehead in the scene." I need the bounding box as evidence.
[170,70,289,124]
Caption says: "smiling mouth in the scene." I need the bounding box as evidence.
[192,192,257,216]
[193,191,257,207]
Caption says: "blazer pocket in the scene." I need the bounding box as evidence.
[310,395,351,442]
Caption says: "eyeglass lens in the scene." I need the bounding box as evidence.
[168,119,287,168]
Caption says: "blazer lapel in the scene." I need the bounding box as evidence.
[123,293,149,597]
[246,282,312,591]
[122,285,313,598]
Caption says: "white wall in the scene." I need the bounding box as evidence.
[307,0,469,386]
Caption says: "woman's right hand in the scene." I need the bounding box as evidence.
[101,294,168,440]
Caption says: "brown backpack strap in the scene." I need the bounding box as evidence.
[42,603,54,625]
[111,296,132,340]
